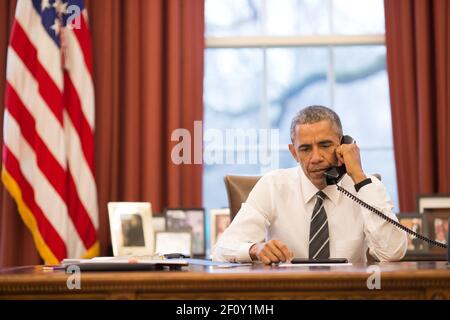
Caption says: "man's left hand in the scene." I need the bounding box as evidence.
[335,142,367,184]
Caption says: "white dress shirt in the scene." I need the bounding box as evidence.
[212,167,408,263]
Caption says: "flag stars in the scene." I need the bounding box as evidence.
[51,18,61,35]
[52,0,60,10]
[41,0,51,12]
[52,0,67,16]
[55,1,68,16]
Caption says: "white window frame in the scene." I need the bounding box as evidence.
[206,35,384,48]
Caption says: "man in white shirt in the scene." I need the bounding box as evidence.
[212,105,408,264]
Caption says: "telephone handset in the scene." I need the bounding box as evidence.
[324,135,447,250]
[324,135,354,185]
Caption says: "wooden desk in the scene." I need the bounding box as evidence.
[0,262,449,300]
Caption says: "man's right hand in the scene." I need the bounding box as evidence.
[249,240,294,265]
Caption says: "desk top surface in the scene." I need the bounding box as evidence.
[0,261,449,299]
[0,261,449,280]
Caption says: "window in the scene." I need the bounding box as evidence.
[203,0,398,231]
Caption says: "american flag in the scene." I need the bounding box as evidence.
[2,0,98,264]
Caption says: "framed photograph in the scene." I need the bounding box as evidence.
[164,208,206,256]
[417,194,450,213]
[423,208,449,253]
[210,208,231,250]
[108,202,154,256]
[154,231,192,257]
[396,213,427,253]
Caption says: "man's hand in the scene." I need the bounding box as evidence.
[335,142,367,184]
[249,240,294,265]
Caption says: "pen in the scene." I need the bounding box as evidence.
[42,266,65,271]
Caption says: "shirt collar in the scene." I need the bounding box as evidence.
[298,167,341,206]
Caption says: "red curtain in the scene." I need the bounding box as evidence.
[385,0,450,211]
[0,0,204,267]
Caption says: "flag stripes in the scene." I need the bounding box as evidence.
[2,0,99,264]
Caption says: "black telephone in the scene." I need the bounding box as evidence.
[324,135,447,250]
[324,135,354,185]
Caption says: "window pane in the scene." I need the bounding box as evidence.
[278,149,298,169]
[206,0,385,36]
[333,45,398,209]
[333,46,392,149]
[267,47,330,144]
[205,0,263,36]
[204,0,398,216]
[266,0,330,35]
[332,0,385,34]
[204,49,264,131]
[203,48,265,223]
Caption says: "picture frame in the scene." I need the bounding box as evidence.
[417,194,450,214]
[396,213,427,254]
[164,208,206,256]
[108,202,154,257]
[209,208,231,251]
[423,208,449,253]
[154,231,192,257]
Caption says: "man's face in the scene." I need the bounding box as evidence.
[289,120,341,189]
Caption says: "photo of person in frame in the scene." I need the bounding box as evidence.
[434,218,448,244]
[121,213,145,247]
[399,217,423,251]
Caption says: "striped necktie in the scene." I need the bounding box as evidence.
[309,191,330,259]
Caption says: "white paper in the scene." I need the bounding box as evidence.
[277,262,353,267]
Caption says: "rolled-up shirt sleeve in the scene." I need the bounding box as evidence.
[212,176,273,263]
[357,176,408,262]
